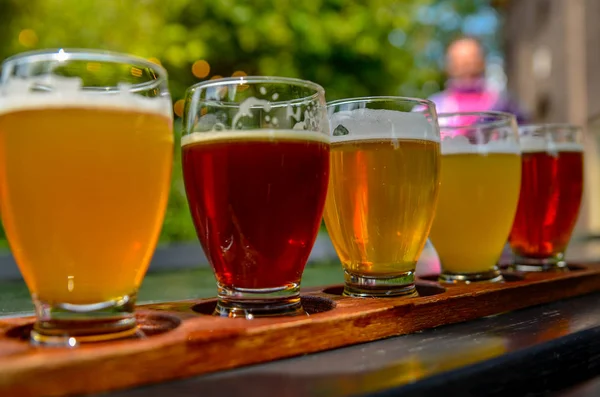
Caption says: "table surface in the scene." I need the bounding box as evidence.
[90,291,600,397]
[4,239,600,397]
[93,239,600,397]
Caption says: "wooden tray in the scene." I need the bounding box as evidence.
[1,264,600,397]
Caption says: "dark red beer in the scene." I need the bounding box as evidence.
[182,131,329,289]
[509,148,583,258]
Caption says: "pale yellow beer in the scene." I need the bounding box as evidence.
[0,100,173,304]
[429,152,521,274]
[324,138,440,276]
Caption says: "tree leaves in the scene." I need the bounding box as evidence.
[0,0,500,243]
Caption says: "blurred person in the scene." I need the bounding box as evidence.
[417,37,525,276]
[429,36,529,124]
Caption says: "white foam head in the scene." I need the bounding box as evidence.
[441,134,521,155]
[329,108,439,143]
[0,75,172,118]
[181,129,329,147]
[520,135,583,153]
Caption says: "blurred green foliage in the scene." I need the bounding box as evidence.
[0,0,498,244]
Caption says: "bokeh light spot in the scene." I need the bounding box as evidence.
[18,29,38,48]
[192,60,210,78]
[173,99,185,118]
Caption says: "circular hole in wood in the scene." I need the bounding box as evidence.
[301,295,336,313]
[191,300,217,315]
[136,312,182,336]
[423,272,526,284]
[322,283,445,297]
[416,283,446,296]
[4,312,181,342]
[321,285,344,296]
[500,263,583,273]
[5,323,33,341]
[418,274,439,283]
[499,272,526,282]
[191,296,336,316]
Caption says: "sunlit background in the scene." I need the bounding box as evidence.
[0,0,506,246]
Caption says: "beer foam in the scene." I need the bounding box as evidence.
[181,129,330,147]
[329,108,439,143]
[0,76,172,118]
[441,135,521,155]
[520,135,584,153]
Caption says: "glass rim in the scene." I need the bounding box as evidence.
[327,95,435,110]
[185,76,325,109]
[437,111,516,130]
[519,123,582,134]
[187,75,325,95]
[1,48,168,91]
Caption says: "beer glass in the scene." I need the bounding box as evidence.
[429,112,521,283]
[0,49,173,345]
[324,97,441,297]
[509,124,584,271]
[182,77,330,317]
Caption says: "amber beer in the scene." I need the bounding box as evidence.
[324,138,439,274]
[323,107,440,296]
[509,139,583,266]
[182,130,329,290]
[0,98,173,304]
[428,145,521,276]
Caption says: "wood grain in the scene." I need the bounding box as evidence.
[0,265,599,397]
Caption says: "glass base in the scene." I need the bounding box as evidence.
[439,267,504,284]
[511,254,567,272]
[343,270,416,298]
[215,283,305,318]
[31,293,140,347]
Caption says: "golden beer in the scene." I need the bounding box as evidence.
[429,152,521,274]
[0,101,173,304]
[324,138,440,276]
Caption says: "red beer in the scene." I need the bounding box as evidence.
[182,131,329,289]
[509,146,583,259]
